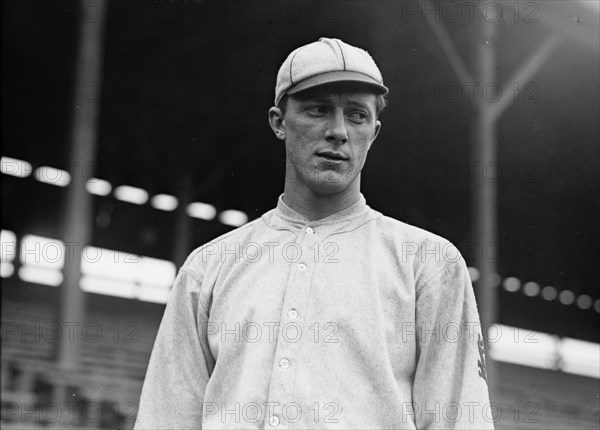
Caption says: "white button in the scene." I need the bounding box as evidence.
[269,415,280,426]
[298,263,306,270]
[279,358,290,369]
[288,309,298,319]
[306,227,314,234]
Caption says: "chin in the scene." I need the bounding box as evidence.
[308,179,351,196]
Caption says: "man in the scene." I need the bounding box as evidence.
[135,37,493,429]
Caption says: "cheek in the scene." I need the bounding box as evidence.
[284,135,310,164]
[352,134,374,160]
[286,117,321,140]
[285,122,319,154]
[286,144,314,167]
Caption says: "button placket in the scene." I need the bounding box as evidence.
[265,227,318,427]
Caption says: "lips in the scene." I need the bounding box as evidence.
[316,151,349,161]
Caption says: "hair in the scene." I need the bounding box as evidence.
[278,84,387,118]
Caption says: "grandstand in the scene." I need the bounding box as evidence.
[2,279,599,428]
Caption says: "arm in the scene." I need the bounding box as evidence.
[412,255,494,429]
[135,267,213,429]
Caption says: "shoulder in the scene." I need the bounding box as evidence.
[370,209,466,284]
[181,217,264,274]
[371,209,456,249]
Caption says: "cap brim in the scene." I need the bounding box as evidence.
[287,71,388,96]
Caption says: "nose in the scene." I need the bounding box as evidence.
[324,111,348,144]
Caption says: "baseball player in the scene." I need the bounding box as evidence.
[135,37,494,429]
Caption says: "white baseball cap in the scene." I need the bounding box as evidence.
[274,37,388,106]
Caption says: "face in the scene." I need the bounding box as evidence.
[269,85,381,197]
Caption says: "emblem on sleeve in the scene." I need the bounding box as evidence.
[477,333,488,382]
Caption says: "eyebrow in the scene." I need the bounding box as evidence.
[299,95,373,110]
[344,98,372,109]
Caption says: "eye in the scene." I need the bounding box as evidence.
[348,111,368,123]
[306,105,328,116]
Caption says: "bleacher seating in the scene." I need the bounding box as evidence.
[1,297,599,429]
[1,299,150,429]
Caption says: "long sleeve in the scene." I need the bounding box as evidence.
[135,267,214,429]
[412,255,494,429]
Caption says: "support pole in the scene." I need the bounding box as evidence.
[56,0,107,398]
[473,14,498,384]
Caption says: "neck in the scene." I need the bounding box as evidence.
[282,181,362,221]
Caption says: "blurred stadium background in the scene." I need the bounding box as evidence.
[1,0,599,428]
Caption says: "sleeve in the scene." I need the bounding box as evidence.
[412,255,495,429]
[134,267,214,429]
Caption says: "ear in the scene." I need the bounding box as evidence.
[367,120,382,151]
[268,107,286,141]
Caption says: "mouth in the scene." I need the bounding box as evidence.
[316,151,349,162]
